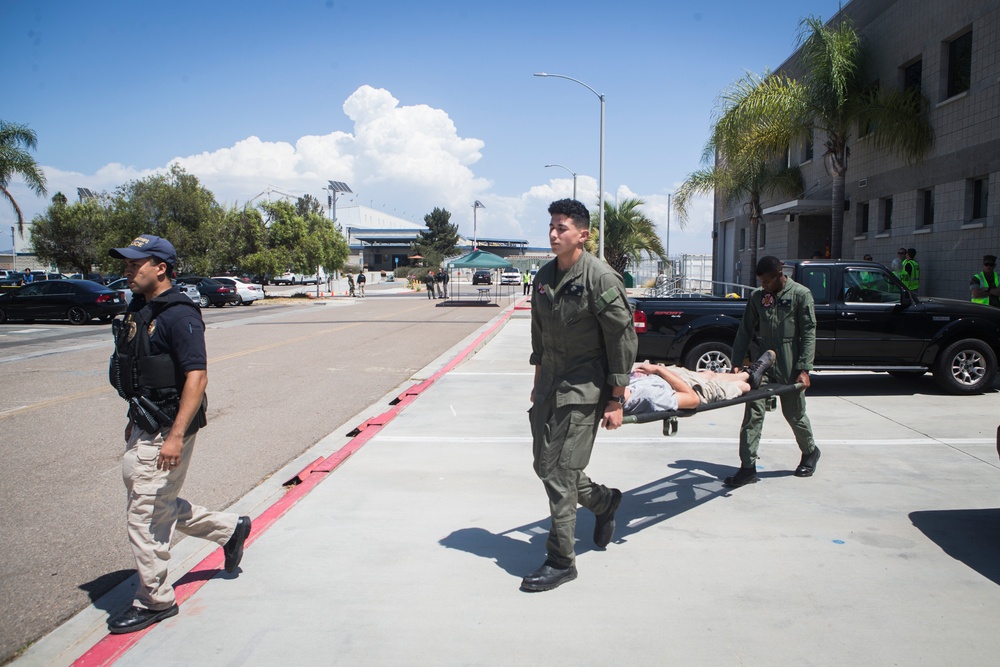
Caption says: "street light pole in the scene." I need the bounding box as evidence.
[534,72,606,261]
[11,227,16,273]
[544,164,577,200]
[473,200,485,249]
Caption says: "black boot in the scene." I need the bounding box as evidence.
[520,560,578,592]
[794,446,821,477]
[745,350,776,390]
[723,466,758,488]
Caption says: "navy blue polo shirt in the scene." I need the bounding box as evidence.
[130,287,207,374]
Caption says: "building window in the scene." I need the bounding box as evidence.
[881,197,893,231]
[969,177,989,220]
[739,228,746,250]
[758,223,766,248]
[801,128,814,163]
[918,189,934,228]
[947,30,972,98]
[903,59,923,94]
[856,201,870,234]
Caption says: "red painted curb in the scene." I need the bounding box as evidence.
[73,305,518,667]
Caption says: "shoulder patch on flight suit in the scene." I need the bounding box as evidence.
[595,287,619,312]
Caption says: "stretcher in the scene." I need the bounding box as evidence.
[621,382,805,436]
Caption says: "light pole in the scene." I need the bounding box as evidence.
[534,72,605,261]
[544,164,577,200]
[472,200,485,249]
[10,227,15,273]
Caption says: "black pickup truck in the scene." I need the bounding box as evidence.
[631,259,1000,394]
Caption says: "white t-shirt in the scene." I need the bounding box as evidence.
[623,375,678,415]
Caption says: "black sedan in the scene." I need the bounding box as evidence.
[176,276,240,308]
[0,279,127,325]
[472,269,492,285]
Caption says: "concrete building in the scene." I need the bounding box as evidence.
[714,0,999,300]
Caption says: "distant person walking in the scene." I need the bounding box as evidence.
[901,248,920,294]
[436,267,448,299]
[423,270,437,299]
[347,274,356,298]
[356,270,366,298]
[971,254,1000,307]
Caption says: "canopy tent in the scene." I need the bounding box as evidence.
[448,249,513,269]
[446,250,514,303]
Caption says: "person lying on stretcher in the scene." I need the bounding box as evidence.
[623,350,776,415]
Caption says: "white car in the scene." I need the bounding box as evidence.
[109,278,200,306]
[212,277,264,305]
[272,271,298,286]
[500,268,522,285]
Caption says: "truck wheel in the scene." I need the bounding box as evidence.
[933,338,997,395]
[684,341,734,373]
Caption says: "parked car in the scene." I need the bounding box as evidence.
[175,276,239,308]
[472,269,492,285]
[272,271,299,286]
[212,276,264,305]
[0,279,127,325]
[500,268,522,285]
[630,259,1000,395]
[108,278,200,306]
[67,272,109,285]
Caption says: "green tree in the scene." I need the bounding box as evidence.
[588,198,665,277]
[30,193,110,274]
[726,16,933,259]
[675,70,804,281]
[413,207,459,262]
[295,194,324,218]
[260,200,349,276]
[1,120,48,236]
[105,164,223,272]
[209,205,268,274]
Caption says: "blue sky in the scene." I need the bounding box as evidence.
[3,0,848,255]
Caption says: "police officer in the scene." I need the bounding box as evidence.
[423,269,437,299]
[106,235,250,634]
[356,269,366,298]
[522,199,637,592]
[725,256,820,488]
[901,248,920,294]
[970,254,999,307]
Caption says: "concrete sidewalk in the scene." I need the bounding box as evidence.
[19,301,1000,666]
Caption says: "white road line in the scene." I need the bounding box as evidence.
[375,435,996,446]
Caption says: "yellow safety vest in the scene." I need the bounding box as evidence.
[972,271,998,306]
[901,259,919,291]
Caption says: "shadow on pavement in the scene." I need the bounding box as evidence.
[78,570,135,612]
[439,461,733,578]
[808,372,1000,398]
[910,508,1000,586]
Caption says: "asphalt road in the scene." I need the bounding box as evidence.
[0,284,503,663]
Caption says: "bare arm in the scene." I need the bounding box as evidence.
[634,362,700,410]
[157,369,207,470]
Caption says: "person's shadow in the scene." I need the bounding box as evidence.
[910,508,1000,586]
[440,460,737,577]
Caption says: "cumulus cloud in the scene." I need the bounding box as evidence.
[7,84,713,255]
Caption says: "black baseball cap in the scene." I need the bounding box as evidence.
[109,235,177,265]
[985,255,997,265]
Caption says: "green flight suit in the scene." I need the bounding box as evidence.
[529,251,637,567]
[731,277,817,468]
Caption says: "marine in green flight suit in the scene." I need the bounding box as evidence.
[725,256,821,488]
[522,199,638,593]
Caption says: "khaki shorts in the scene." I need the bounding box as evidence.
[669,367,744,404]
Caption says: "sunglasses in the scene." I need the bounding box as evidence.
[986,262,997,267]
[897,251,906,255]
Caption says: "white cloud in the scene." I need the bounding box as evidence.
[5,85,714,256]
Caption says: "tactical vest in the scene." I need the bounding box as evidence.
[901,259,920,291]
[109,289,206,432]
[972,271,998,306]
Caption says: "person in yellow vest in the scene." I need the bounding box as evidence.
[901,248,920,294]
[970,254,1000,307]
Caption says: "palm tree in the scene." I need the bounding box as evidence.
[675,71,803,282]
[731,16,933,259]
[0,120,48,236]
[589,197,665,278]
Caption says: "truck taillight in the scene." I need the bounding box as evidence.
[633,309,647,334]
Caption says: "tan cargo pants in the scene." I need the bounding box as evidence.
[122,427,238,610]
